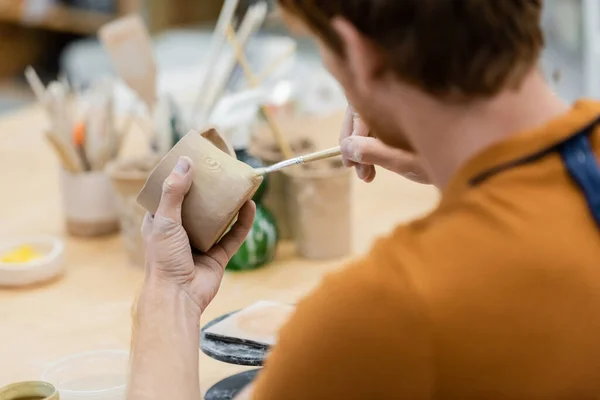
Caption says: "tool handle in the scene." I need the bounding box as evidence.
[301,146,341,163]
[255,145,342,175]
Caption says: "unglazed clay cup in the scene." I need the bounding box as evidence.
[0,381,59,400]
[59,169,119,237]
[137,129,263,252]
[284,159,353,259]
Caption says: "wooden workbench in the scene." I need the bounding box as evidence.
[0,105,439,395]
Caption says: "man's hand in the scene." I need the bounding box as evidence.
[339,105,430,184]
[128,156,256,400]
[141,156,256,315]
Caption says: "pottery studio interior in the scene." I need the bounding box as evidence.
[2,0,600,399]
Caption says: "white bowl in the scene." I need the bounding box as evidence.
[0,236,65,287]
[42,350,129,400]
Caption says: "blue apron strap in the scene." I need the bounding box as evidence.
[559,132,600,228]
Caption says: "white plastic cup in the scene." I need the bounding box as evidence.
[41,350,129,400]
[60,169,120,237]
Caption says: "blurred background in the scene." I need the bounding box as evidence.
[0,0,597,115]
[0,0,345,116]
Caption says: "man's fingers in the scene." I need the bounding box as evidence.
[206,201,256,266]
[352,112,370,138]
[341,136,416,172]
[340,106,356,167]
[155,157,193,224]
[356,164,376,182]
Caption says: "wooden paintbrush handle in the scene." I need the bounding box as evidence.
[254,145,342,175]
[301,146,341,163]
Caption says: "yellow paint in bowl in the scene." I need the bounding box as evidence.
[0,245,43,264]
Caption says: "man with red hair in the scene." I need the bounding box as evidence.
[127,1,600,399]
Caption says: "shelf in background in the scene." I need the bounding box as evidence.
[0,1,116,35]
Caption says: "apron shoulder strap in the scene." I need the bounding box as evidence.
[469,116,600,229]
[559,128,600,228]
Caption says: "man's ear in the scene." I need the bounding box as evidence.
[331,17,385,93]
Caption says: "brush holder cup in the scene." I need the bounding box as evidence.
[137,129,263,253]
[106,155,161,267]
[59,169,120,237]
[249,137,316,240]
[284,160,353,259]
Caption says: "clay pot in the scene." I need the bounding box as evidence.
[59,169,120,237]
[106,155,161,267]
[0,381,59,400]
[284,159,353,259]
[249,138,316,240]
[137,129,263,253]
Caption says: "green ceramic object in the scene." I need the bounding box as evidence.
[227,149,279,271]
[235,149,268,203]
[0,381,59,400]
[228,204,279,271]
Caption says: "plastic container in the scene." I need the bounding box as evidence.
[42,350,129,400]
[0,236,65,287]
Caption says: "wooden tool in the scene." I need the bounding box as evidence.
[225,24,295,159]
[191,0,241,122]
[45,131,84,173]
[98,14,157,113]
[254,146,342,175]
[200,2,268,124]
[24,66,48,108]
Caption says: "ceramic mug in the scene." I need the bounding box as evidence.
[0,381,59,400]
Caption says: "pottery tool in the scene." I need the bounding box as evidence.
[254,145,342,176]
[98,14,157,113]
[191,0,241,122]
[45,131,84,173]
[225,24,294,159]
[116,98,139,152]
[72,122,93,171]
[24,66,48,108]
[200,2,268,124]
[203,300,295,348]
[152,95,174,156]
[46,81,73,141]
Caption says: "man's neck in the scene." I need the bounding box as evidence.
[392,71,569,189]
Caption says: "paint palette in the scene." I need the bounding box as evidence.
[203,301,295,348]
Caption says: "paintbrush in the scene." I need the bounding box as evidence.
[254,146,342,176]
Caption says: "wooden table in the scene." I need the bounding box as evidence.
[0,105,439,395]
